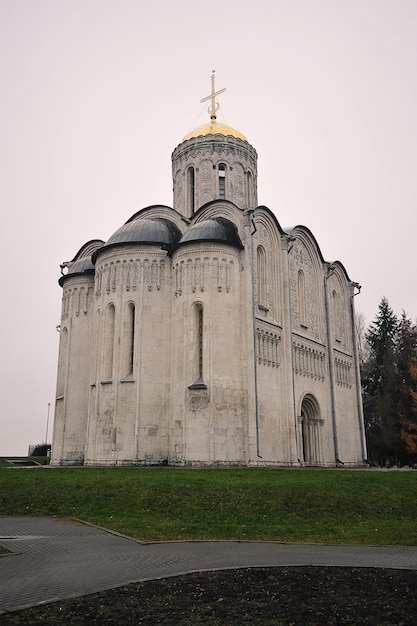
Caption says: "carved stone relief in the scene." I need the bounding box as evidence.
[255,224,278,319]
[95,255,167,297]
[175,171,183,208]
[334,357,352,388]
[330,287,348,349]
[188,388,210,411]
[75,286,89,317]
[62,290,70,318]
[290,241,319,336]
[293,342,325,381]
[173,250,236,296]
[199,160,215,205]
[256,327,281,367]
[62,285,92,319]
[232,163,244,206]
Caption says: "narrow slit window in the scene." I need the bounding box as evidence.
[198,306,203,380]
[332,289,342,342]
[188,167,195,215]
[257,245,268,310]
[188,304,206,389]
[218,163,226,199]
[127,302,135,375]
[103,304,115,380]
[298,270,306,327]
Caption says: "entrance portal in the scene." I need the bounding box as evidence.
[300,394,322,465]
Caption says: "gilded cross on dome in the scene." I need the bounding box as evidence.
[200,71,226,122]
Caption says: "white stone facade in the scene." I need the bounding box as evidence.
[51,119,367,467]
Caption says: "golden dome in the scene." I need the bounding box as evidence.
[183,121,247,142]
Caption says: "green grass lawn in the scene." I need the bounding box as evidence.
[0,465,416,545]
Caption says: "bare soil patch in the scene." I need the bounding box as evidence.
[1,566,416,625]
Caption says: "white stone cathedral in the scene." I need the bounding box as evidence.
[51,75,367,467]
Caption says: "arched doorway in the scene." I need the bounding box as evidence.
[300,394,323,466]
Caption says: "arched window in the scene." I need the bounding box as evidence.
[332,289,344,343]
[124,302,135,377]
[190,302,204,385]
[187,167,195,216]
[188,303,207,389]
[197,304,203,380]
[218,163,226,199]
[103,304,115,381]
[298,270,306,327]
[332,290,338,340]
[257,245,268,310]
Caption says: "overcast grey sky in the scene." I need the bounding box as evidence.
[1,0,416,455]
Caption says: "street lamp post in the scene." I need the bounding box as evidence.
[45,402,51,444]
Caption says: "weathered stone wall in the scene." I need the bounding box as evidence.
[84,245,172,465]
[51,274,94,465]
[170,241,249,464]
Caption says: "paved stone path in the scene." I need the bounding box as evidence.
[1,516,417,613]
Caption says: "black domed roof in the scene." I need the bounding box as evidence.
[68,257,94,274]
[58,256,95,286]
[178,217,243,249]
[106,218,182,246]
[93,218,182,262]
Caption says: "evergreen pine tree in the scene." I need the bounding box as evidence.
[396,311,417,464]
[362,297,398,464]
